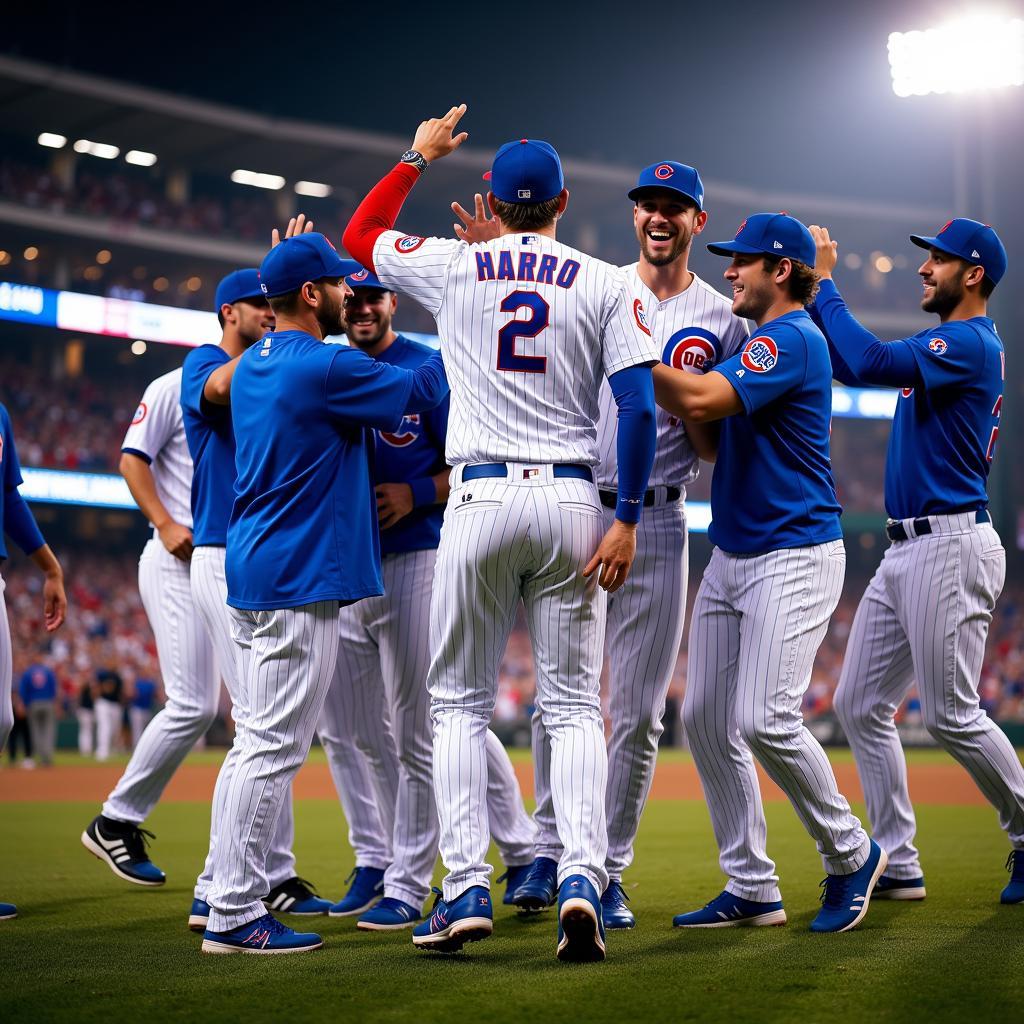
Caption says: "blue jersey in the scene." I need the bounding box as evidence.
[374,336,449,556]
[226,329,440,610]
[0,402,44,561]
[885,320,1003,519]
[131,678,157,710]
[180,345,236,546]
[19,664,57,704]
[708,310,842,555]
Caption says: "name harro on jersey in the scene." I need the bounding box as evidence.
[475,249,580,289]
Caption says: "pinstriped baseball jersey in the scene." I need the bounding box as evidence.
[596,267,749,489]
[372,231,659,465]
[121,368,193,529]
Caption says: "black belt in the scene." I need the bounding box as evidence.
[599,486,681,510]
[462,462,593,482]
[886,508,990,542]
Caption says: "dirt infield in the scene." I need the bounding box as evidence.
[0,755,989,805]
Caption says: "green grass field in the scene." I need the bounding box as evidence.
[0,751,1022,1023]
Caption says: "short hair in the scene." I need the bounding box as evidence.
[268,289,302,316]
[492,195,562,232]
[217,310,226,329]
[762,254,820,306]
[979,275,995,300]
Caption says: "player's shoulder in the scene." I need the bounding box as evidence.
[689,272,738,313]
[144,366,185,400]
[381,228,460,258]
[392,334,438,362]
[183,342,228,369]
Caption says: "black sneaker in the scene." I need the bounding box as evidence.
[81,815,166,886]
[264,876,332,915]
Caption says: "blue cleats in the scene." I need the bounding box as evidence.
[81,815,166,887]
[1001,850,1024,904]
[188,898,210,932]
[873,874,926,900]
[0,902,17,920]
[357,897,422,931]
[328,866,385,917]
[201,912,322,955]
[557,875,605,962]
[601,881,635,930]
[264,876,331,915]
[810,839,888,933]
[496,862,532,906]
[672,890,787,928]
[512,856,558,912]
[412,886,492,952]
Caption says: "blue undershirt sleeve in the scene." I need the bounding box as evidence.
[404,350,450,414]
[607,364,657,524]
[4,486,45,555]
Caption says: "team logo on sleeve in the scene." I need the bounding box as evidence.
[378,414,420,447]
[132,402,148,425]
[664,327,720,374]
[395,235,425,254]
[901,387,914,398]
[633,299,652,336]
[654,164,675,179]
[928,337,948,355]
[739,336,778,373]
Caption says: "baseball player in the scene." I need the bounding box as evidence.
[181,255,333,933]
[319,268,536,928]
[82,365,217,885]
[199,232,449,955]
[809,219,1023,905]
[0,401,67,920]
[342,105,659,962]
[505,162,749,928]
[653,213,886,933]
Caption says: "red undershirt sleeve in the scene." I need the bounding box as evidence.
[342,162,422,270]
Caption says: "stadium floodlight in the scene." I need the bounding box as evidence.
[125,150,157,167]
[295,180,333,198]
[73,139,120,159]
[231,168,286,190]
[37,132,67,149]
[888,15,1024,97]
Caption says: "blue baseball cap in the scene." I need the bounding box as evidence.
[345,266,391,292]
[910,218,1007,286]
[214,269,264,312]
[259,233,361,298]
[483,139,563,204]
[628,161,704,210]
[707,212,816,268]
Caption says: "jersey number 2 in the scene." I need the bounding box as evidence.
[497,291,549,373]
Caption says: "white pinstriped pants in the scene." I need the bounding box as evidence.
[532,499,688,878]
[206,600,339,932]
[103,540,217,823]
[0,575,13,749]
[428,465,609,901]
[190,546,296,901]
[319,548,536,907]
[683,541,869,901]
[834,519,1024,876]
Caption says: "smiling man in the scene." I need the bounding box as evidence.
[808,218,1024,906]
[652,212,886,934]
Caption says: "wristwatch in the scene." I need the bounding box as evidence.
[400,149,428,173]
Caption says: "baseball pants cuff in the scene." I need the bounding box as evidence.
[881,863,924,880]
[442,871,491,903]
[384,883,428,910]
[822,835,871,876]
[725,879,783,904]
[208,900,269,934]
[558,864,606,895]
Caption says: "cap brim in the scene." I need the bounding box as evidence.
[628,184,702,209]
[706,240,765,257]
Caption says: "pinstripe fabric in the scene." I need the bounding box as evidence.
[683,541,869,900]
[102,539,217,823]
[531,500,688,877]
[835,521,1024,874]
[429,467,608,901]
[206,600,340,932]
[0,575,13,747]
[484,728,537,866]
[190,546,296,900]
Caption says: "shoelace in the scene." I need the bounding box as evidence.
[1007,851,1024,877]
[427,886,445,911]
[286,876,319,899]
[818,875,850,909]
[606,882,630,905]
[121,825,156,861]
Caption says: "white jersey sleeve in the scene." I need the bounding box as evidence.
[372,230,462,317]
[121,368,194,529]
[600,270,660,377]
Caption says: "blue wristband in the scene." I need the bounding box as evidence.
[409,476,436,508]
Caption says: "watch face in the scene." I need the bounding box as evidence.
[401,150,420,163]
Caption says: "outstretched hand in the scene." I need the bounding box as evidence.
[809,225,838,280]
[412,104,469,164]
[272,212,315,248]
[452,193,500,243]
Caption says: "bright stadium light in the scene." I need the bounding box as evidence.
[888,15,1024,97]
[295,180,333,198]
[125,149,158,167]
[73,139,120,159]
[231,168,286,190]
[37,132,67,149]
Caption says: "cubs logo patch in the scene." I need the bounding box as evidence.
[654,163,674,179]
[132,402,148,425]
[633,299,651,336]
[901,387,914,398]
[378,414,420,448]
[664,327,720,375]
[740,336,778,373]
[928,337,948,355]
[395,235,425,253]
[350,269,369,282]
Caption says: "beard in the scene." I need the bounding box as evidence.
[639,224,692,267]
[315,292,346,337]
[732,279,771,321]
[921,277,961,318]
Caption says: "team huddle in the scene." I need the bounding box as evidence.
[2,103,1021,958]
